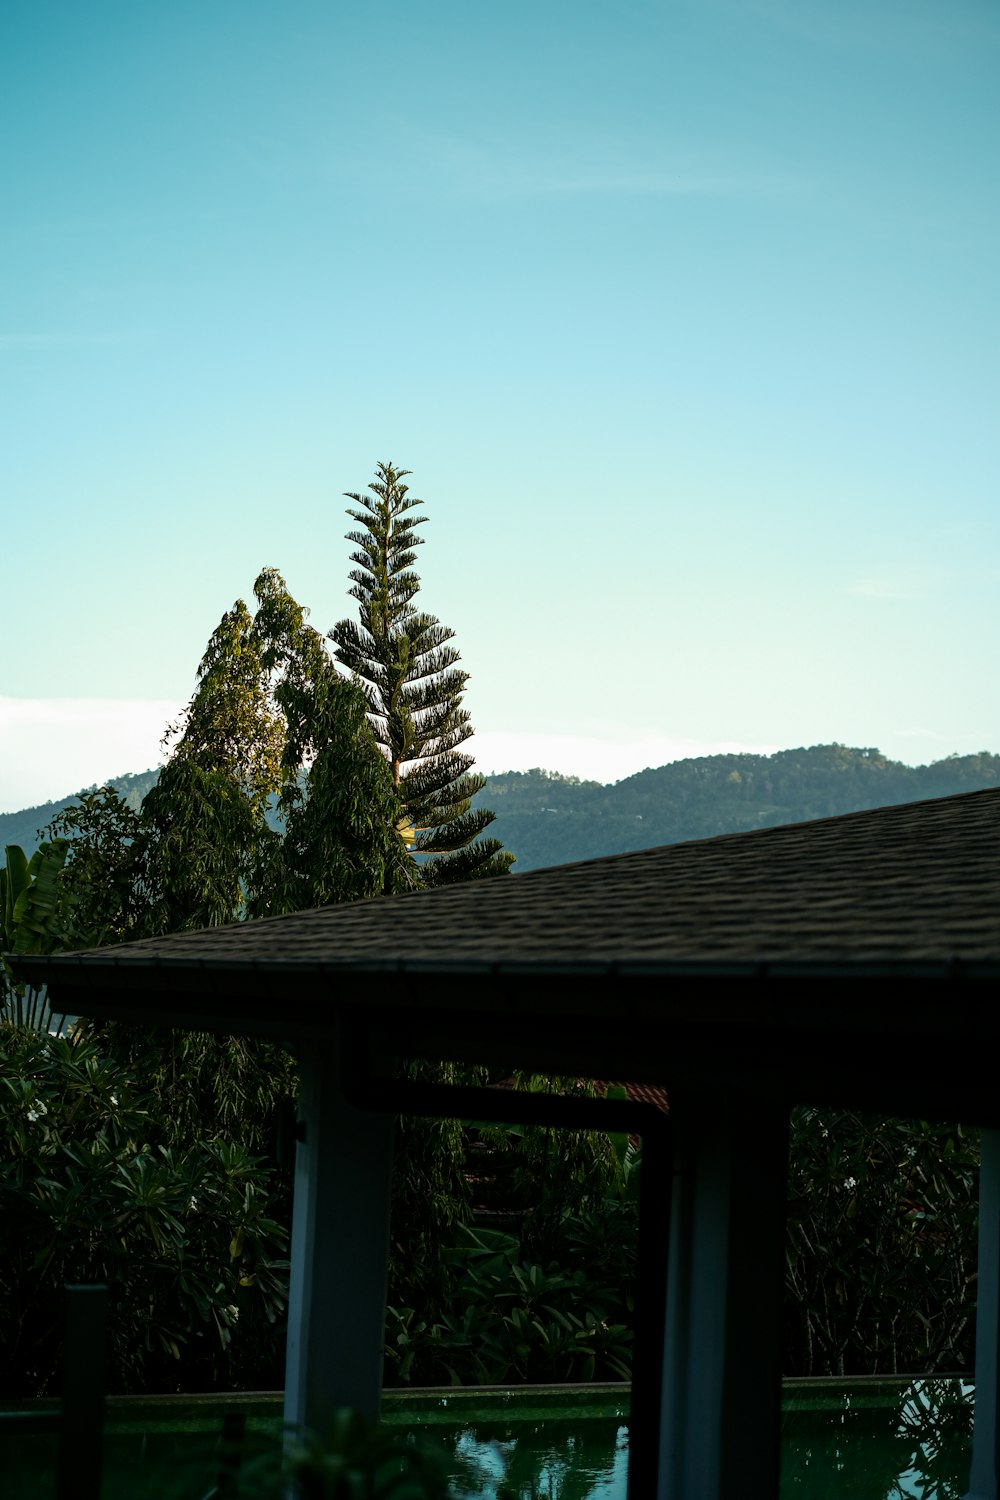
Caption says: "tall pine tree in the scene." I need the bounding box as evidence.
[330,462,513,883]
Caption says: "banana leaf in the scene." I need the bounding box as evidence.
[10,840,70,953]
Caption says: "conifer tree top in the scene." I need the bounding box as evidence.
[331,462,513,883]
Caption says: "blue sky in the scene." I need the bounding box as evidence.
[3,0,998,811]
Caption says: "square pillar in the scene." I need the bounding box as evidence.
[659,1088,789,1500]
[284,1040,395,1436]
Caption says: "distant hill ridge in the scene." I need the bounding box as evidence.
[2,745,999,873]
[0,769,160,857]
[474,744,1000,870]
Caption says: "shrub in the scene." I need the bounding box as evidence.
[784,1109,979,1376]
[0,1025,289,1396]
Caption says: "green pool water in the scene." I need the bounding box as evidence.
[1,1376,975,1498]
[780,1377,973,1500]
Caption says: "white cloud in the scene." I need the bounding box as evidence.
[0,698,182,813]
[0,699,780,814]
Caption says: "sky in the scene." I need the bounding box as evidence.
[3,0,998,813]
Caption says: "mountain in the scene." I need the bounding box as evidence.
[474,745,1000,870]
[3,745,999,873]
[0,769,160,857]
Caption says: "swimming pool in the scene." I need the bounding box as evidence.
[1,1376,975,1498]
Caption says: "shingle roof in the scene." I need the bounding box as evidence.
[11,788,1000,1118]
[23,785,1000,975]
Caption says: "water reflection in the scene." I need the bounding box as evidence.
[780,1378,974,1500]
[427,1378,974,1499]
[448,1417,628,1499]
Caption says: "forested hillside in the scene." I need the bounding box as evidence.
[477,744,1000,870]
[5,744,999,874]
[0,769,159,856]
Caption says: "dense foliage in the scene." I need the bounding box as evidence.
[384,1104,982,1388]
[0,1004,984,1393]
[384,1078,633,1388]
[785,1109,979,1377]
[0,1026,288,1397]
[44,568,413,948]
[385,1218,634,1388]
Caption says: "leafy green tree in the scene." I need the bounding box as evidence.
[0,1026,288,1396]
[248,570,413,915]
[50,567,410,942]
[330,462,513,884]
[134,581,287,933]
[46,789,147,947]
[139,569,312,932]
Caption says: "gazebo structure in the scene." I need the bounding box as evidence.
[12,785,1000,1500]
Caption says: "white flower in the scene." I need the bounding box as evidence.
[110,1094,118,1107]
[187,1196,199,1212]
[27,1100,48,1123]
[226,1305,239,1322]
[843,1176,858,1191]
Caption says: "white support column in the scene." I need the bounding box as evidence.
[658,1088,789,1500]
[964,1128,1000,1500]
[284,1041,395,1437]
